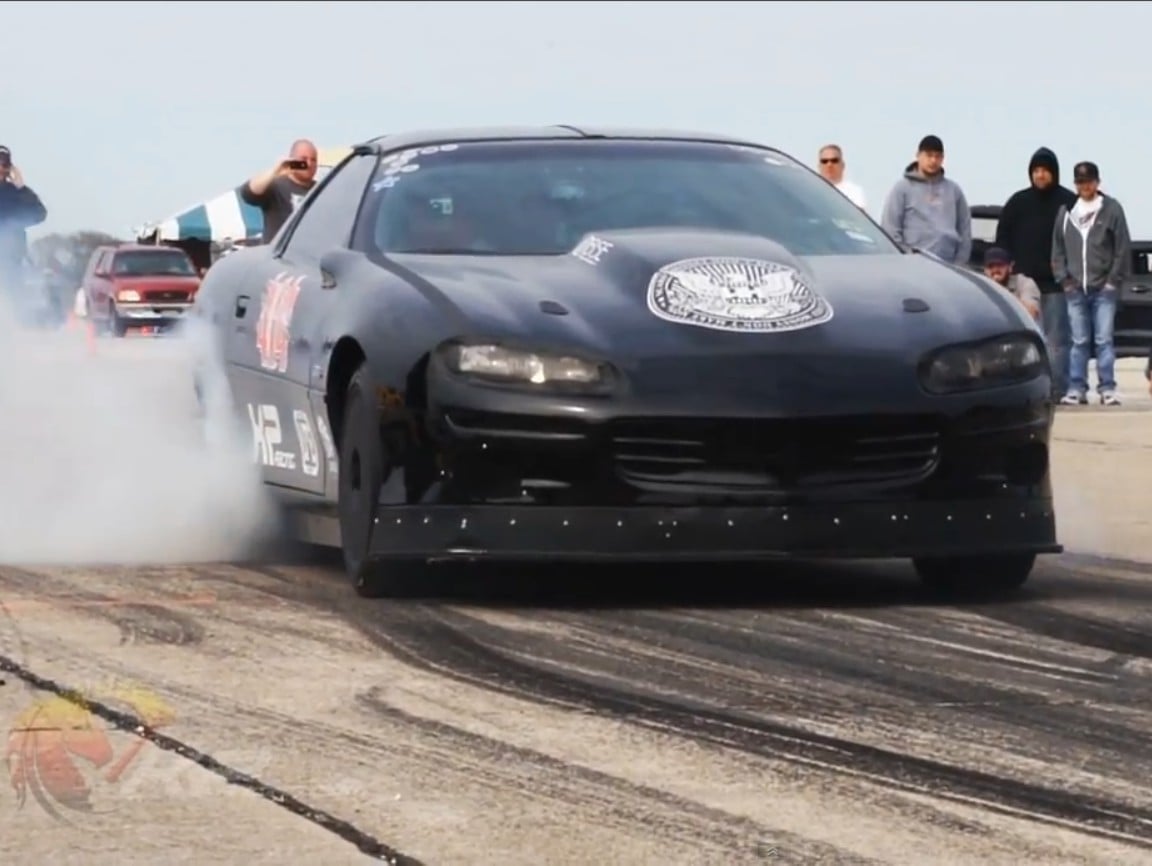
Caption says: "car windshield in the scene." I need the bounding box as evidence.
[112,251,196,276]
[366,140,897,257]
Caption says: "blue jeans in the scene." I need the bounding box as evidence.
[1067,287,1118,394]
[1040,292,1070,396]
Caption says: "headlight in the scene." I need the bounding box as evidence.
[442,342,606,388]
[920,335,1045,394]
[117,289,141,302]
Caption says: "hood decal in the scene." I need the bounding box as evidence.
[571,234,614,265]
[646,256,834,334]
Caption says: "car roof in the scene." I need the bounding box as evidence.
[359,125,772,153]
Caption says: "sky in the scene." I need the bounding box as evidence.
[5,0,1151,239]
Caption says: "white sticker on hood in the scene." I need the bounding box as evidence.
[647,257,834,334]
[571,234,614,265]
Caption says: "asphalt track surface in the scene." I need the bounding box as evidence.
[1,334,1151,865]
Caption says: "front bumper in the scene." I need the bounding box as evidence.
[368,497,1060,561]
[114,301,193,321]
[375,356,1060,561]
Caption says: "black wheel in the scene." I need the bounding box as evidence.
[337,365,425,598]
[912,552,1036,598]
[107,302,126,337]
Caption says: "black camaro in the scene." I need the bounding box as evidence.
[190,125,1061,598]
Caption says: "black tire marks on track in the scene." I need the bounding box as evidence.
[357,690,870,865]
[570,607,1152,776]
[9,557,1152,862]
[967,603,1152,662]
[0,566,423,866]
[349,603,1152,851]
[0,567,204,646]
[204,566,882,862]
[4,562,843,865]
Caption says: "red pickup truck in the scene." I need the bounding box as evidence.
[81,243,201,336]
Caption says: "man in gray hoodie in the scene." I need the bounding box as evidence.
[1052,161,1131,406]
[881,135,972,266]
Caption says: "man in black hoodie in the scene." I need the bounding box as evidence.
[995,148,1077,398]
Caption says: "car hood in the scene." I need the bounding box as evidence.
[391,229,1028,350]
[386,229,1039,412]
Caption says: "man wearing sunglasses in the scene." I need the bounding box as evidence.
[816,144,867,210]
[239,138,319,245]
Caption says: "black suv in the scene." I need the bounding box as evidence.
[966,204,1152,358]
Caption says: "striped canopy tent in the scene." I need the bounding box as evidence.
[135,146,353,244]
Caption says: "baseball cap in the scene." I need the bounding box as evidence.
[918,135,944,153]
[983,246,1012,266]
[0,146,11,166]
[1073,161,1100,183]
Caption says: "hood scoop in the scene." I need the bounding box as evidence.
[539,299,569,316]
[903,297,930,313]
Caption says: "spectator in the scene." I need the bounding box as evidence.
[994,147,1077,398]
[881,135,971,267]
[0,145,47,293]
[982,246,1041,321]
[816,144,867,210]
[1052,161,1131,406]
[238,139,319,245]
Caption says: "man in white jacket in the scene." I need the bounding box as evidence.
[817,144,867,210]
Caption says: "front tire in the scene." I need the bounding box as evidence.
[912,552,1036,598]
[107,302,126,337]
[336,365,425,598]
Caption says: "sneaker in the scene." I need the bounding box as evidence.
[1100,390,1122,406]
[1059,391,1088,405]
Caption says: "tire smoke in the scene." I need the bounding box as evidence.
[0,302,280,565]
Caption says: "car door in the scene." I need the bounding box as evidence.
[228,152,379,497]
[1114,241,1152,357]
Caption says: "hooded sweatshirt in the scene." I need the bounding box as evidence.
[880,162,971,265]
[994,147,1076,293]
[1051,192,1131,291]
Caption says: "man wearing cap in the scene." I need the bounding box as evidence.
[1051,161,1131,406]
[982,246,1041,322]
[994,147,1077,398]
[0,145,47,297]
[881,135,972,266]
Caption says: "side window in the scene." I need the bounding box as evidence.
[280,155,377,260]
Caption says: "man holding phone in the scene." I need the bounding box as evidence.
[0,145,48,297]
[238,139,319,244]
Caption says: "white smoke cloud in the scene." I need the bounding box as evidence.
[0,298,280,565]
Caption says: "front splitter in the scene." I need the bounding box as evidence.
[367,498,1060,562]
